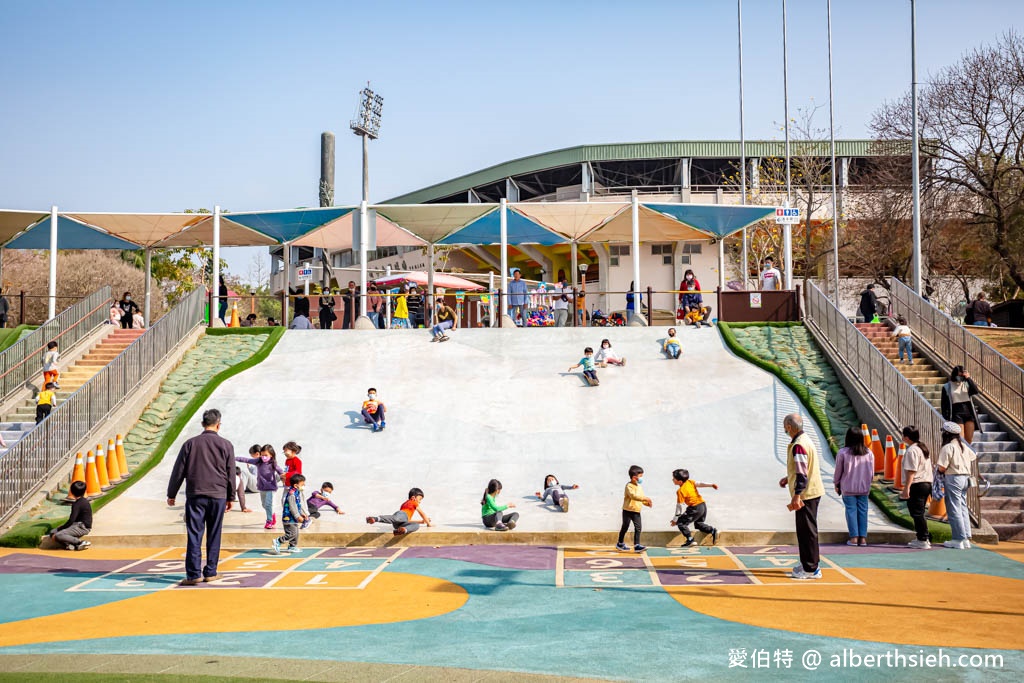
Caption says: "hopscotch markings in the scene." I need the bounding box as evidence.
[559,546,658,589]
[356,546,407,589]
[821,557,865,586]
[718,546,763,586]
[67,548,178,592]
[555,547,565,588]
[260,547,330,589]
[639,549,663,588]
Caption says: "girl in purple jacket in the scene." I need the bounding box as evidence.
[237,444,285,529]
[833,427,875,547]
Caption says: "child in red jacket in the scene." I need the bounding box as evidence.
[283,441,303,488]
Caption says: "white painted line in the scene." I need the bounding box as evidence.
[65,547,175,592]
[719,545,763,585]
[356,546,407,589]
[555,546,564,587]
[261,547,329,589]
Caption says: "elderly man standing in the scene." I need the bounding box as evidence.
[507,269,530,327]
[778,413,824,580]
[167,409,235,586]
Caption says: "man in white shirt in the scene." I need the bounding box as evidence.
[760,257,782,291]
[552,279,573,327]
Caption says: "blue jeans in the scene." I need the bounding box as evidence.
[432,319,454,337]
[842,494,868,538]
[184,496,226,580]
[259,490,275,522]
[972,321,989,327]
[665,345,680,359]
[944,474,971,541]
[898,337,913,362]
[509,304,529,326]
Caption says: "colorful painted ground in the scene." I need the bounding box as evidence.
[0,543,1021,681]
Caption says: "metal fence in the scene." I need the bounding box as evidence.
[0,287,111,402]
[804,280,981,526]
[0,287,205,526]
[890,277,1023,429]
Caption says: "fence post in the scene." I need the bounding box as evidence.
[572,287,579,328]
[497,290,503,328]
[646,286,653,324]
[19,290,25,325]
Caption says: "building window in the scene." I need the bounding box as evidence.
[609,244,630,267]
[681,242,703,254]
[651,243,672,265]
[680,254,691,265]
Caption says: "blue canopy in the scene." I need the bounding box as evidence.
[221,207,354,243]
[644,204,776,238]
[4,215,140,250]
[437,208,565,246]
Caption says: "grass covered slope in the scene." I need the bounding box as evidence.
[0,327,284,547]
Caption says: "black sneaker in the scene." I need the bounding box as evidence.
[681,537,696,547]
[711,529,719,545]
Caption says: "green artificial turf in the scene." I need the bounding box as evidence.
[0,324,36,352]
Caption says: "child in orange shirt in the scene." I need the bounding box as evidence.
[670,468,719,546]
[366,488,432,536]
[361,387,387,432]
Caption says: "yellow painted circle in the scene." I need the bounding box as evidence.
[665,568,1024,650]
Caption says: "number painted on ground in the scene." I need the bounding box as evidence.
[147,561,185,572]
[675,558,708,568]
[205,573,255,586]
[584,558,624,569]
[589,571,625,583]
[684,572,723,584]
[325,560,361,569]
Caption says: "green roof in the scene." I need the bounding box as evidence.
[384,139,907,204]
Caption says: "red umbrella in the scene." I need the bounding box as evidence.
[373,271,484,291]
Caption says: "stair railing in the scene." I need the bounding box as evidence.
[805,280,981,526]
[890,277,1023,430]
[0,287,204,526]
[0,286,112,403]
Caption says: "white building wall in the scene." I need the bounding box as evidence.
[593,240,719,316]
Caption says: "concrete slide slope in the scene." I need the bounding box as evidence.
[96,327,900,540]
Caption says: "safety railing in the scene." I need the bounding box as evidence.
[0,287,205,526]
[804,280,981,526]
[890,277,1023,429]
[0,286,111,403]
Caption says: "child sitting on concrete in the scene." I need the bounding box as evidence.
[361,388,387,431]
[51,480,92,551]
[662,329,682,359]
[367,488,432,536]
[568,347,599,386]
[683,304,713,328]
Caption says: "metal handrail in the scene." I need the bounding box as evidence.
[0,288,205,526]
[0,287,111,402]
[890,277,1023,429]
[804,280,981,527]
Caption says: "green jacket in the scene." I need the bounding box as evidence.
[481,494,507,517]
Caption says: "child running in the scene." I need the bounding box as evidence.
[36,382,57,424]
[594,339,626,368]
[237,444,285,529]
[670,468,719,546]
[42,341,60,389]
[282,441,303,487]
[367,487,432,536]
[617,465,651,552]
[663,328,682,359]
[536,474,579,512]
[361,388,387,432]
[481,479,518,531]
[568,347,599,386]
[306,482,344,522]
[272,474,308,554]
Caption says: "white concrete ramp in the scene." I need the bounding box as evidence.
[97,327,900,539]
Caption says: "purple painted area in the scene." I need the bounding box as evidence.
[173,572,276,589]
[728,546,799,555]
[403,545,556,570]
[113,560,186,574]
[656,569,754,586]
[318,547,399,559]
[564,557,646,570]
[0,553,129,575]
[815,543,926,555]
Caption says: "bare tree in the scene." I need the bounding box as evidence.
[872,31,1024,296]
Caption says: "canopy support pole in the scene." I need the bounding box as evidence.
[354,199,373,328]
[428,242,436,327]
[570,240,579,289]
[782,0,794,290]
[718,239,726,289]
[144,247,152,326]
[211,206,221,327]
[629,191,646,326]
[283,241,291,324]
[48,205,57,321]
[499,199,514,327]
[738,0,749,288]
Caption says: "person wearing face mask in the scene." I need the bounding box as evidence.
[237,444,285,529]
[760,257,782,291]
[118,291,140,329]
[361,387,387,432]
[677,269,705,323]
[616,465,652,553]
[941,366,982,445]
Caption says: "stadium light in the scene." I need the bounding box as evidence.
[350,83,383,203]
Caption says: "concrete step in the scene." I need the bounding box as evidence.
[980,473,1024,485]
[974,431,1011,443]
[0,422,33,431]
[983,509,1024,524]
[986,484,1024,497]
[980,461,1024,474]
[981,496,1024,510]
[991,524,1024,541]
[974,441,1022,453]
[980,452,1024,463]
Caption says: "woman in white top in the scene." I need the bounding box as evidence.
[593,339,626,368]
[936,421,977,550]
[892,315,913,364]
[898,425,933,549]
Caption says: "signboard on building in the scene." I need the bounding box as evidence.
[297,267,313,281]
[775,207,801,224]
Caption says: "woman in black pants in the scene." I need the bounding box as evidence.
[899,425,933,549]
[118,292,139,329]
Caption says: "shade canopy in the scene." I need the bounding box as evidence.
[513,203,627,241]
[437,207,565,245]
[5,215,140,250]
[290,211,426,250]
[644,204,776,238]
[66,213,209,247]
[219,207,354,243]
[153,215,279,247]
[373,271,484,291]
[581,205,712,243]
[375,204,494,244]
[0,210,48,245]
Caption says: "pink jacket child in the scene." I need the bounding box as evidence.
[833,427,876,547]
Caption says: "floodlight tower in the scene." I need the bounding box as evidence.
[350,84,383,203]
[350,84,383,327]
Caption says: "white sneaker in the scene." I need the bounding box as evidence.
[790,567,822,580]
[942,540,965,550]
[907,539,931,549]
[963,539,971,549]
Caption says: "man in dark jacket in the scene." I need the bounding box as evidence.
[858,284,878,323]
[167,408,235,585]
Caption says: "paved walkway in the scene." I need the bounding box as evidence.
[0,543,1021,680]
[94,328,901,543]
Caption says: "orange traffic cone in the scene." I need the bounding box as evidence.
[115,434,129,477]
[928,495,947,520]
[892,442,906,491]
[882,436,897,482]
[106,438,122,482]
[70,451,85,483]
[229,302,240,328]
[95,442,111,490]
[84,450,101,498]
[861,424,871,449]
[870,429,884,473]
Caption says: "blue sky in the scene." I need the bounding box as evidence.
[1,0,1019,278]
